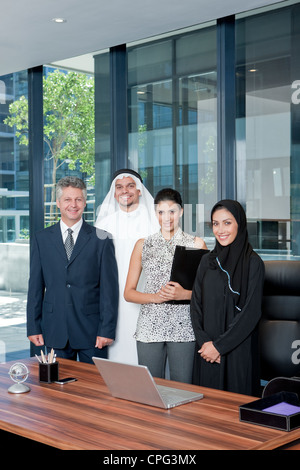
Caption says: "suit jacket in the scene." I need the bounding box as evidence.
[26,220,119,349]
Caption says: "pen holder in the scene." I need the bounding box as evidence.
[39,362,59,383]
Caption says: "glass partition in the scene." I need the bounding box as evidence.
[128,25,217,244]
[236,3,300,259]
[0,71,29,362]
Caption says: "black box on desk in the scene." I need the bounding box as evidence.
[39,362,59,383]
[239,391,300,431]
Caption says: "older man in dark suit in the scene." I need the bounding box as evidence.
[27,176,119,363]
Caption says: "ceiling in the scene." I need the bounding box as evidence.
[0,0,286,76]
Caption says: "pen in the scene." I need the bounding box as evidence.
[40,350,46,363]
[35,354,42,363]
[48,348,54,364]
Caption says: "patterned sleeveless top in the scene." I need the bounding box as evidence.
[134,228,196,342]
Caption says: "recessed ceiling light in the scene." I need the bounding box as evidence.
[51,18,67,23]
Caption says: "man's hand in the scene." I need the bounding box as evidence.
[95,337,114,349]
[28,334,44,346]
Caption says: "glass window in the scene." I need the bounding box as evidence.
[43,66,95,226]
[128,25,217,244]
[236,3,300,259]
[0,70,29,362]
[0,58,96,363]
[128,40,173,86]
[128,79,173,190]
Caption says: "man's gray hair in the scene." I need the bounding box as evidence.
[56,176,87,200]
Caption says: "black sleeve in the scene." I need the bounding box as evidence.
[213,254,265,355]
[190,255,212,347]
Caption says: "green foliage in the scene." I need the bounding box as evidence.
[5,95,29,146]
[4,69,95,180]
[19,228,30,239]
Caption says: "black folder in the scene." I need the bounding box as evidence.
[168,245,209,304]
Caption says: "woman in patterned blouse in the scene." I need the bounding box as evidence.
[124,188,207,383]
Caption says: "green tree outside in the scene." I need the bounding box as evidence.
[4,69,95,223]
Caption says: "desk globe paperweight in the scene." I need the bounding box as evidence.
[8,362,30,394]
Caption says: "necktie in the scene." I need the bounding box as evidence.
[65,228,74,260]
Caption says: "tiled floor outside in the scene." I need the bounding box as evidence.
[0,290,30,363]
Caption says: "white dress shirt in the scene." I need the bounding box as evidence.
[60,218,83,245]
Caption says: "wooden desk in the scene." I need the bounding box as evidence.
[0,358,299,451]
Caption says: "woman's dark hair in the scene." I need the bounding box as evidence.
[154,188,183,207]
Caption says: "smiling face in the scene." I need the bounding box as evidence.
[155,200,183,238]
[212,208,238,247]
[114,176,141,212]
[56,186,86,226]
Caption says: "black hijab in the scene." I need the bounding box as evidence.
[209,199,253,311]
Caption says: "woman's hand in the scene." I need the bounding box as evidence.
[199,341,221,363]
[159,281,191,301]
[151,291,169,304]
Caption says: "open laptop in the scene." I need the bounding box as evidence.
[92,357,203,409]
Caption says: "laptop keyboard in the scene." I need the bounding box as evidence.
[157,385,195,405]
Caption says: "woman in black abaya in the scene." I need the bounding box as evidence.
[190,200,265,396]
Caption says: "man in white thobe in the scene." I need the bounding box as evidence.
[95,169,159,364]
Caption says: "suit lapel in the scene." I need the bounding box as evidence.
[49,222,67,260]
[68,221,92,264]
[49,220,92,263]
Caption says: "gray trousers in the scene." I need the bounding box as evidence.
[136,340,195,384]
